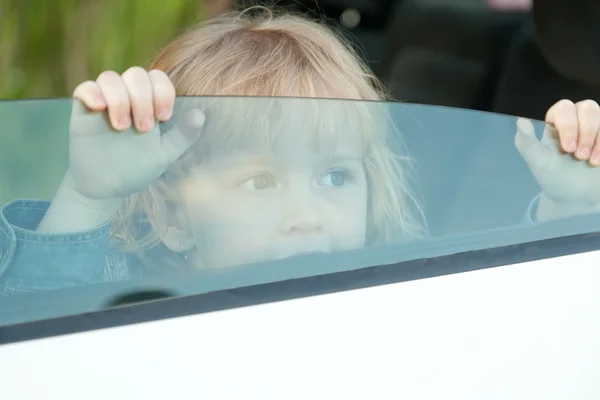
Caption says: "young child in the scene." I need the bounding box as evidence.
[0,7,599,294]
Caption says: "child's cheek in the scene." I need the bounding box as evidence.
[319,185,368,251]
[187,194,281,268]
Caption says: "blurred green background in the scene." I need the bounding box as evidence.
[0,0,205,98]
[0,0,209,204]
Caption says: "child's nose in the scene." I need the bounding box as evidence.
[277,192,324,235]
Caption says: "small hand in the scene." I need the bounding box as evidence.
[67,67,205,200]
[515,99,600,219]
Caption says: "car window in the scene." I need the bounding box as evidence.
[1,96,599,330]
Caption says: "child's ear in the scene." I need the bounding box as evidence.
[161,226,195,253]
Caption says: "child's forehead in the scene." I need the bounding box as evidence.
[196,129,364,171]
[189,97,386,155]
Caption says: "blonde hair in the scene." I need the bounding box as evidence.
[111,7,425,266]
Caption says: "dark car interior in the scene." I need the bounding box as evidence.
[243,0,600,121]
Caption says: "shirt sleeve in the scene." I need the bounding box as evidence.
[0,199,132,295]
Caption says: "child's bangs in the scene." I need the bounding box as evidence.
[182,96,388,161]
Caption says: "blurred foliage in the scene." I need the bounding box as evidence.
[0,0,205,98]
[0,0,205,204]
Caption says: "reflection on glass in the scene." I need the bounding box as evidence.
[1,97,600,327]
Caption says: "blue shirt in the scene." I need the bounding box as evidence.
[0,200,150,295]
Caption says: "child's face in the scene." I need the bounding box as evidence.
[177,127,368,268]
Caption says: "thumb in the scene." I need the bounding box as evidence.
[160,108,206,163]
[71,98,92,118]
[70,98,113,136]
[515,118,546,169]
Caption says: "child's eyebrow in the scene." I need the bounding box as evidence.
[318,154,363,165]
[203,152,271,169]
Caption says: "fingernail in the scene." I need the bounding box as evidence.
[576,147,591,160]
[119,115,131,129]
[567,140,577,152]
[189,109,205,127]
[143,117,154,131]
[95,96,106,107]
[158,109,171,121]
[591,153,600,166]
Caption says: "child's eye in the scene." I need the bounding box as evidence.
[240,174,277,190]
[318,170,349,187]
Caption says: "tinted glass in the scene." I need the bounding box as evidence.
[1,97,599,327]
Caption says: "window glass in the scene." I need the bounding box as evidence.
[1,97,599,327]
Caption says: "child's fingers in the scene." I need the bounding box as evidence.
[148,69,176,122]
[515,118,539,152]
[590,130,600,166]
[515,118,546,171]
[96,70,132,132]
[539,123,566,154]
[122,67,155,133]
[575,100,600,163]
[590,140,600,166]
[72,81,107,111]
[545,99,578,154]
[160,108,206,163]
[540,124,556,145]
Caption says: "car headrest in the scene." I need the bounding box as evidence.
[533,0,600,86]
